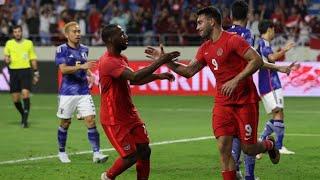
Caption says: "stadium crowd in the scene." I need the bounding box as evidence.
[0,0,319,46]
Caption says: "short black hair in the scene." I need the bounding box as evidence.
[258,20,274,35]
[231,0,249,21]
[101,24,118,44]
[12,25,22,31]
[197,6,222,25]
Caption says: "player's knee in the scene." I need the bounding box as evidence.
[124,152,138,164]
[84,116,96,128]
[60,120,71,129]
[136,144,151,159]
[217,139,232,155]
[241,145,256,156]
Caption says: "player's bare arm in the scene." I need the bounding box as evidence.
[221,47,263,96]
[130,72,175,85]
[31,59,40,84]
[120,51,180,82]
[59,61,96,74]
[166,60,205,78]
[145,45,204,78]
[4,55,10,64]
[267,42,294,62]
[262,61,300,75]
[86,69,95,84]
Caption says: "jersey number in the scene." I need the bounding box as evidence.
[245,124,252,137]
[211,59,218,70]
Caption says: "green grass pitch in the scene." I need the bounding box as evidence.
[0,94,319,180]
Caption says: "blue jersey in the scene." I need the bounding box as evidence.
[257,39,282,95]
[55,43,90,95]
[227,24,254,46]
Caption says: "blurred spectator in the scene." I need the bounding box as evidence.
[109,8,129,32]
[127,9,143,45]
[0,0,317,46]
[88,5,102,34]
[39,5,53,45]
[26,8,39,43]
[142,8,154,45]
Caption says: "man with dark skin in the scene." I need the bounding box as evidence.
[99,24,179,180]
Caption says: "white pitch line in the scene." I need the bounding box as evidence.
[1,133,320,165]
[0,136,213,165]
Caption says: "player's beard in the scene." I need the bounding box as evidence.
[118,43,127,51]
[201,25,213,40]
[14,35,22,41]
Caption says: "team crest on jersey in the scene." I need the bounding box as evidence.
[123,144,131,151]
[217,48,223,56]
[81,52,87,60]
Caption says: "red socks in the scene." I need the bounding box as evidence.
[107,157,132,179]
[222,170,236,180]
[106,158,150,180]
[136,159,150,180]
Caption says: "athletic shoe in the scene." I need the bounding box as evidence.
[58,152,71,163]
[93,152,109,163]
[101,172,111,180]
[266,136,280,164]
[256,153,263,160]
[279,146,295,154]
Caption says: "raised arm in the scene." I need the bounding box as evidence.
[130,72,174,85]
[144,45,204,78]
[266,42,294,63]
[166,60,205,78]
[120,51,180,82]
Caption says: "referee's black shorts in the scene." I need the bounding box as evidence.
[9,68,32,93]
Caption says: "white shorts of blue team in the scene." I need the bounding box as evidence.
[260,88,284,114]
[56,95,96,119]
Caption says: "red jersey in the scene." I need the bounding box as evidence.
[196,31,259,105]
[99,51,142,125]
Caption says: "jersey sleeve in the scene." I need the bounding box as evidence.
[28,41,37,60]
[102,57,127,78]
[195,43,207,65]
[55,46,66,66]
[229,35,251,57]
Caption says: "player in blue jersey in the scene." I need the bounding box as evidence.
[257,20,296,157]
[228,1,298,179]
[55,22,108,163]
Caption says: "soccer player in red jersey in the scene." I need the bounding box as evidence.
[98,24,180,180]
[145,6,280,180]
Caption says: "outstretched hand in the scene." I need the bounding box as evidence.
[158,51,180,63]
[145,44,164,60]
[283,41,295,52]
[81,61,96,70]
[159,72,175,82]
[278,61,300,75]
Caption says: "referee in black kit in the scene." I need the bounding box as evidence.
[3,25,39,128]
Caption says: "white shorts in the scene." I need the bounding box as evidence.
[261,88,284,114]
[57,95,96,119]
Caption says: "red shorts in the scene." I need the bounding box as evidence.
[102,121,149,158]
[212,103,259,144]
